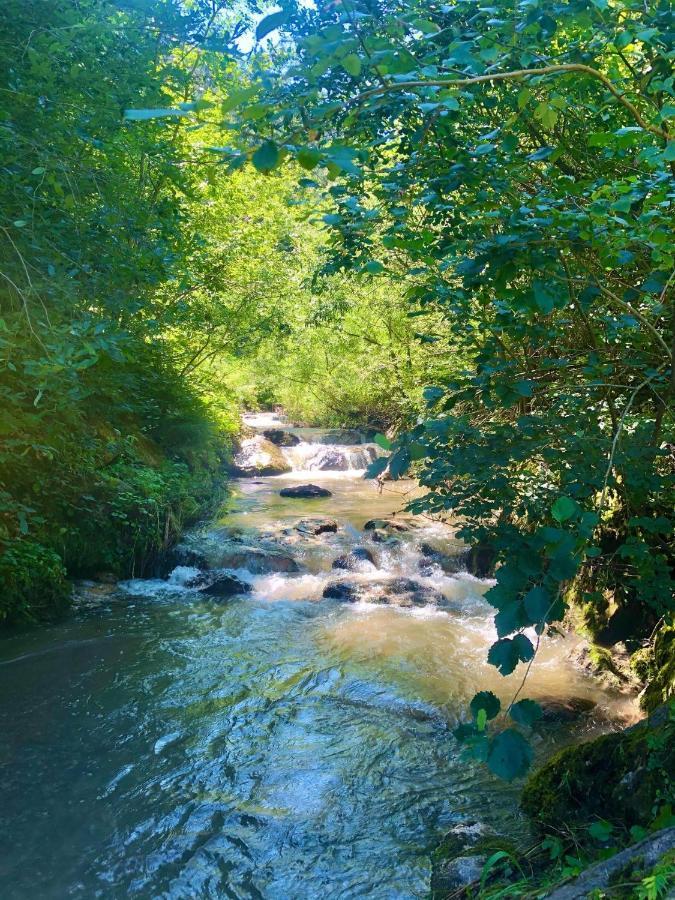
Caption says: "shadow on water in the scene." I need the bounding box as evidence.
[0,415,638,899]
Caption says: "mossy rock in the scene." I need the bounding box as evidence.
[430,825,521,898]
[521,713,675,832]
[633,624,675,713]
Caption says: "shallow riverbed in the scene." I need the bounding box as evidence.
[0,415,637,899]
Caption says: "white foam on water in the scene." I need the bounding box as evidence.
[242,412,287,429]
[282,441,379,473]
[250,572,327,602]
[167,566,201,586]
[119,578,191,598]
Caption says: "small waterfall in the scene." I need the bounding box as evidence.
[282,442,379,473]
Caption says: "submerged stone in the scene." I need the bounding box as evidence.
[279,484,332,498]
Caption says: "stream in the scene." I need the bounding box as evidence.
[0,414,638,899]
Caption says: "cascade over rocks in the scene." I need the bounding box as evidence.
[323,576,447,607]
[201,539,300,574]
[295,518,338,536]
[311,448,350,471]
[230,435,291,476]
[263,429,300,447]
[332,548,376,570]
[279,484,332,498]
[419,542,469,575]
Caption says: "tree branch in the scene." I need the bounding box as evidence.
[352,64,669,141]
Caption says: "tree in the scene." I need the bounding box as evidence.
[212,0,674,775]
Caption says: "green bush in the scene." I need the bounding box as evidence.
[0,540,70,624]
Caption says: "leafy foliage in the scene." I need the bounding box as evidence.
[221,0,674,778]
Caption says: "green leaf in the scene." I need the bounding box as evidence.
[364,260,384,274]
[588,820,614,842]
[374,433,392,450]
[534,102,558,130]
[388,448,410,479]
[297,147,321,170]
[533,279,563,314]
[470,690,501,721]
[13,220,27,228]
[342,54,362,77]
[551,496,577,523]
[495,600,526,637]
[524,585,550,623]
[480,851,512,889]
[252,141,280,173]
[31,167,46,175]
[221,86,258,114]
[488,634,535,676]
[510,699,542,727]
[256,9,289,41]
[365,456,389,479]
[487,729,533,780]
[124,108,187,120]
[476,708,487,731]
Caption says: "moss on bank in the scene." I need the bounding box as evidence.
[521,710,674,833]
[0,417,231,627]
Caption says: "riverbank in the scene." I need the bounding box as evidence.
[0,413,231,627]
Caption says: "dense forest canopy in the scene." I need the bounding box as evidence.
[1,0,673,789]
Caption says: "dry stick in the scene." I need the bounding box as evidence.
[598,367,665,512]
[595,282,673,361]
[504,588,563,717]
[352,64,670,141]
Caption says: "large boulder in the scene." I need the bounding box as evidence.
[230,436,291,476]
[323,576,446,607]
[279,484,332,499]
[332,548,376,570]
[521,708,674,831]
[263,429,301,447]
[200,572,252,599]
[467,542,496,577]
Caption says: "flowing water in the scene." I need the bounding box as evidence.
[0,415,638,899]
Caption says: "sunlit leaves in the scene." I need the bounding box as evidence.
[297,147,321,170]
[124,108,188,120]
[342,54,362,77]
